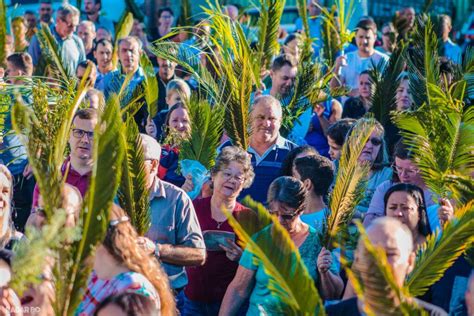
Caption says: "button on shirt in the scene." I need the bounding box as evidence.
[340,50,389,90]
[145,178,205,289]
[28,27,86,76]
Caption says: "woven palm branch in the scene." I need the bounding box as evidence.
[225,196,326,315]
[139,53,159,118]
[36,23,70,81]
[393,82,474,204]
[406,15,440,107]
[351,221,426,316]
[0,0,6,67]
[321,118,374,249]
[180,96,224,170]
[55,94,125,315]
[117,116,150,235]
[9,210,80,296]
[405,201,474,296]
[11,79,89,219]
[112,11,134,69]
[368,43,407,126]
[256,0,285,70]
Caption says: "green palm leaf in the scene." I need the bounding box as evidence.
[225,196,326,315]
[369,43,407,126]
[125,0,145,22]
[351,221,427,315]
[117,116,150,235]
[405,201,474,296]
[177,0,192,27]
[320,6,341,68]
[321,118,374,249]
[112,11,134,69]
[180,96,224,170]
[256,0,285,70]
[317,0,356,51]
[36,23,70,81]
[0,0,6,67]
[57,94,125,315]
[139,53,159,118]
[295,0,310,39]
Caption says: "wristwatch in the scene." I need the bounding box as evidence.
[154,244,160,258]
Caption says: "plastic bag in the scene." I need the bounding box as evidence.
[180,159,209,200]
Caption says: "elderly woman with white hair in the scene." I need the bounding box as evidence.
[0,165,24,250]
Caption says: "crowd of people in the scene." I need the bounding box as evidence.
[0,0,472,315]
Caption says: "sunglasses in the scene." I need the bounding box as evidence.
[269,210,300,220]
[368,137,383,146]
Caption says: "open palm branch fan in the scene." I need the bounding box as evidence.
[54,94,125,315]
[347,222,427,316]
[36,23,71,82]
[321,118,374,249]
[317,0,356,53]
[405,201,474,297]
[320,6,341,69]
[117,116,150,236]
[0,0,6,67]
[225,196,326,315]
[139,53,159,118]
[180,96,224,171]
[295,0,310,39]
[112,11,134,69]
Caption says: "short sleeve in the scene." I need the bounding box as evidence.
[239,246,258,271]
[175,191,206,249]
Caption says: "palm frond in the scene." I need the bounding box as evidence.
[9,210,80,296]
[317,0,356,51]
[180,96,224,170]
[462,47,474,98]
[125,0,145,22]
[352,221,427,315]
[405,201,474,296]
[177,0,192,27]
[0,0,6,67]
[321,118,374,249]
[320,6,341,68]
[256,0,285,70]
[112,11,134,69]
[225,196,326,315]
[139,53,159,118]
[117,116,150,235]
[36,23,70,81]
[56,94,125,315]
[369,43,407,126]
[295,0,310,39]
[393,82,474,204]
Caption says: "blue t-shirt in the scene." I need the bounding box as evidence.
[239,225,337,315]
[300,208,328,231]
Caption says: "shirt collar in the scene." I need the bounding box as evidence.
[248,135,289,163]
[149,177,166,201]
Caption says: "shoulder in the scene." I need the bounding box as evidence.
[192,197,211,212]
[372,50,389,61]
[413,298,448,316]
[376,180,395,191]
[326,298,360,315]
[162,180,190,200]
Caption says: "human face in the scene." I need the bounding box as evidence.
[119,40,140,74]
[394,158,422,186]
[39,3,53,23]
[94,42,113,71]
[386,191,420,236]
[0,173,12,237]
[282,38,302,61]
[328,136,342,161]
[355,28,376,56]
[366,225,415,286]
[382,25,396,50]
[269,201,301,231]
[307,0,321,17]
[0,259,11,287]
[168,108,190,137]
[403,8,415,28]
[77,24,96,50]
[56,14,79,39]
[250,101,282,145]
[166,90,182,108]
[85,0,99,15]
[213,161,247,199]
[358,131,382,164]
[158,11,174,28]
[396,79,412,111]
[25,14,37,29]
[5,61,22,84]
[69,117,97,163]
[96,28,112,41]
[271,65,297,96]
[157,58,177,82]
[97,304,127,316]
[358,73,373,100]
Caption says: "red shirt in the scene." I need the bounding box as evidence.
[32,157,91,206]
[184,197,247,302]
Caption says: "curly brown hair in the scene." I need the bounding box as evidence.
[102,205,176,315]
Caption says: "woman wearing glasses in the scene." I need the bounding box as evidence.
[75,205,176,316]
[219,176,343,316]
[182,146,255,315]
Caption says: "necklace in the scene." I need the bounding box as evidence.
[216,221,225,229]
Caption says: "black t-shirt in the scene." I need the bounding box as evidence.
[342,97,367,119]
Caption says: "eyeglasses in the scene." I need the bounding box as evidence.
[269,209,300,220]
[31,207,46,217]
[71,128,94,139]
[392,165,419,177]
[221,171,245,183]
[368,137,383,146]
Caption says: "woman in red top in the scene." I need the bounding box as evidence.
[183,146,255,316]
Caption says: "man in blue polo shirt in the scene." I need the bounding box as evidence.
[239,95,297,203]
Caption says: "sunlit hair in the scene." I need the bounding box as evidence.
[267,176,307,214]
[166,79,191,101]
[211,146,255,189]
[102,205,176,315]
[163,102,191,141]
[94,292,159,316]
[383,183,431,237]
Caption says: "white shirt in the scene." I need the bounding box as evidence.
[340,50,389,90]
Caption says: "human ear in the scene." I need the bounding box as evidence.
[406,251,416,275]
